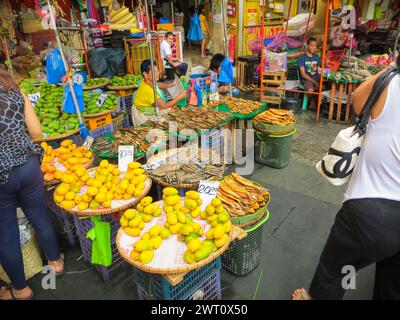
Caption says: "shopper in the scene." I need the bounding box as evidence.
[199,6,210,58]
[209,53,230,93]
[160,32,188,80]
[0,70,64,300]
[297,37,321,94]
[132,60,186,126]
[292,61,400,300]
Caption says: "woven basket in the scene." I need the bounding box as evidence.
[0,227,43,284]
[253,119,296,136]
[107,84,137,91]
[33,128,81,143]
[84,107,117,119]
[83,78,110,91]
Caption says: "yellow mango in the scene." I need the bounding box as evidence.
[163,187,179,196]
[213,224,225,240]
[139,250,154,264]
[185,190,200,200]
[165,195,180,206]
[120,216,129,227]
[166,212,178,225]
[124,227,141,237]
[151,236,162,249]
[214,234,229,248]
[187,238,201,253]
[78,202,89,211]
[191,207,201,218]
[183,250,196,264]
[124,209,137,220]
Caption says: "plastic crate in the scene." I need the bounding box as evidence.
[137,270,221,300]
[132,257,222,300]
[89,124,114,138]
[222,212,269,276]
[254,129,296,169]
[73,213,126,281]
[44,188,78,247]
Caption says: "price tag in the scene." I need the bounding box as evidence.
[118,146,134,172]
[28,92,41,106]
[83,136,94,150]
[209,92,220,102]
[198,180,220,211]
[142,162,161,171]
[96,94,108,108]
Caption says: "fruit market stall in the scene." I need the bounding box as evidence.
[51,160,152,280]
[116,186,247,300]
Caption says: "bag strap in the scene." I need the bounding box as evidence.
[355,67,399,135]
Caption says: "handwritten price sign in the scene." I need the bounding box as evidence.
[198,180,220,211]
[96,94,108,108]
[28,92,41,107]
[118,146,134,172]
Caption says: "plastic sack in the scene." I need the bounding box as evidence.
[265,33,302,50]
[187,12,203,41]
[46,48,66,84]
[263,49,287,72]
[218,58,234,84]
[194,85,203,106]
[249,37,263,55]
[188,87,198,106]
[62,84,84,114]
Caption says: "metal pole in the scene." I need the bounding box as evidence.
[150,5,154,30]
[317,0,331,121]
[47,0,84,125]
[144,0,159,114]
[221,0,232,99]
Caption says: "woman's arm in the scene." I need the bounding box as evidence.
[22,94,43,139]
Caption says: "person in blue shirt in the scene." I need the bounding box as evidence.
[209,53,230,93]
[297,38,322,93]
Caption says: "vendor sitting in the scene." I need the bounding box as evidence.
[297,38,321,93]
[209,53,231,93]
[132,59,186,125]
[161,32,188,80]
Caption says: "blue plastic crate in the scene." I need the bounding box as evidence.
[73,213,126,281]
[120,96,133,128]
[89,124,114,138]
[137,270,222,300]
[132,257,222,300]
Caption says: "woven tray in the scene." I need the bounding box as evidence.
[230,195,270,225]
[106,84,137,91]
[253,119,296,136]
[145,148,225,189]
[116,199,245,275]
[44,156,94,187]
[33,128,81,143]
[55,168,152,216]
[83,78,110,91]
[84,107,117,119]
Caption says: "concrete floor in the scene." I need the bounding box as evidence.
[19,109,376,300]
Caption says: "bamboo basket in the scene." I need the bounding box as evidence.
[0,227,43,284]
[83,78,110,91]
[33,128,81,143]
[84,107,117,119]
[106,84,138,91]
[116,198,245,275]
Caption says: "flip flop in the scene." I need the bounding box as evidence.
[0,286,34,300]
[48,253,65,278]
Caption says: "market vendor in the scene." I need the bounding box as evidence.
[209,53,232,94]
[161,32,188,80]
[132,59,187,126]
[297,37,322,93]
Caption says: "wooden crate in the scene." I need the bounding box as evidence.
[262,71,286,85]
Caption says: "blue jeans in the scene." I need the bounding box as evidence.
[0,156,59,290]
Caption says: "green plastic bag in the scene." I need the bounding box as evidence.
[86,216,112,267]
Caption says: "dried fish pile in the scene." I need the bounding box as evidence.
[217,173,270,216]
[148,107,232,131]
[204,97,263,115]
[92,126,161,155]
[254,108,295,126]
[145,150,225,185]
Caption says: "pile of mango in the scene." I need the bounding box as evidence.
[19,78,46,94]
[40,140,93,183]
[123,187,232,266]
[53,160,148,211]
[83,92,119,115]
[84,78,108,88]
[109,74,142,87]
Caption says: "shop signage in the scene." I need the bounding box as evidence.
[118,146,134,172]
[198,180,220,211]
[227,3,236,17]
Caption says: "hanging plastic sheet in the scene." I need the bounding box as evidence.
[46,48,66,84]
[62,83,84,114]
[187,12,203,41]
[218,57,234,84]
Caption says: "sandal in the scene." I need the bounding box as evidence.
[49,253,65,277]
[0,286,34,300]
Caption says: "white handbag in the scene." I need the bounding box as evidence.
[316,67,398,186]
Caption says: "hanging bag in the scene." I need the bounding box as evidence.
[316,67,399,186]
